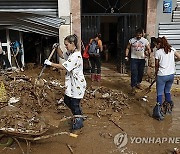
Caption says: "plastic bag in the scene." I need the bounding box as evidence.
[83,45,89,59]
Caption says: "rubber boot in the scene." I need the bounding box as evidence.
[91,74,96,81]
[166,101,174,114]
[72,117,84,130]
[153,103,164,121]
[96,74,101,82]
[162,101,168,115]
[162,101,174,114]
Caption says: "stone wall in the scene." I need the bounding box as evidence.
[71,0,81,50]
[146,0,157,37]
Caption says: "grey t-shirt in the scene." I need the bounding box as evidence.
[129,37,149,59]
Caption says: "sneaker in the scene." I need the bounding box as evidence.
[131,87,136,95]
[20,68,24,72]
[6,67,12,71]
[136,84,143,90]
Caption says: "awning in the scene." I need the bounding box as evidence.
[0,0,66,37]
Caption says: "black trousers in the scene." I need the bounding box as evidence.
[0,54,11,69]
[16,53,23,68]
[89,56,101,74]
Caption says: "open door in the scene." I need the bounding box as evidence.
[116,14,143,73]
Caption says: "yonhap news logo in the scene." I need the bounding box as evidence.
[114,132,128,149]
[114,132,180,149]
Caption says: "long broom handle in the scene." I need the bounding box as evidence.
[12,51,20,69]
[149,79,156,89]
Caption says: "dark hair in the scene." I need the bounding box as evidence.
[150,37,156,49]
[95,33,101,39]
[135,28,143,34]
[156,37,171,54]
[64,34,78,48]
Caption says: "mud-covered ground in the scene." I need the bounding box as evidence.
[0,63,179,154]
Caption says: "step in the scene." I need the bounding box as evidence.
[159,35,180,40]
[172,19,180,22]
[159,22,180,25]
[159,29,180,34]
[159,24,180,29]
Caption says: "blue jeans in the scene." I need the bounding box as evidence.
[0,54,11,68]
[130,59,145,87]
[156,74,174,104]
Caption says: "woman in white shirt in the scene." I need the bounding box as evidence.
[44,34,86,130]
[153,37,180,120]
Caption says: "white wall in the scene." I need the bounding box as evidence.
[58,0,71,63]
[156,0,177,36]
[58,0,71,17]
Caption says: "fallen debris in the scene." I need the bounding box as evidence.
[19,132,78,141]
[174,148,180,154]
[0,106,49,136]
[109,119,124,132]
[66,144,74,154]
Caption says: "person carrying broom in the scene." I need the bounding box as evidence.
[152,37,180,120]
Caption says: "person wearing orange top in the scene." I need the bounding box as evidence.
[89,33,103,82]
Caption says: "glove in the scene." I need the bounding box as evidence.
[44,59,52,66]
[125,57,129,61]
[52,43,59,49]
[2,51,6,55]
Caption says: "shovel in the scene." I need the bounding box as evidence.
[12,51,20,70]
[136,79,156,99]
[144,79,156,94]
[35,48,56,87]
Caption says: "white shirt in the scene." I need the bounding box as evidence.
[129,37,149,59]
[154,47,176,76]
[62,51,86,99]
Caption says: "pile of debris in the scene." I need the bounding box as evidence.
[0,106,48,136]
[0,70,130,141]
[0,72,65,138]
[1,73,65,113]
[82,86,130,118]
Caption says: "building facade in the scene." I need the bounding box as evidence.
[0,0,179,73]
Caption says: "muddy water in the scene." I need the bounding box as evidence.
[112,95,180,154]
[102,75,180,154]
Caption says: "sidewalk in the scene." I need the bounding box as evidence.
[100,63,180,92]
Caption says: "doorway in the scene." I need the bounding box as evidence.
[81,0,146,72]
[81,14,143,68]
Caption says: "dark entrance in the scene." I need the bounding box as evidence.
[81,0,146,73]
[23,33,58,65]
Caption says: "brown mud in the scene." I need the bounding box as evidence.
[0,63,179,154]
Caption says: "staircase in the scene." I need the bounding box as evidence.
[159,0,180,76]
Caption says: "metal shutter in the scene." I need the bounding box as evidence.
[0,0,66,36]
